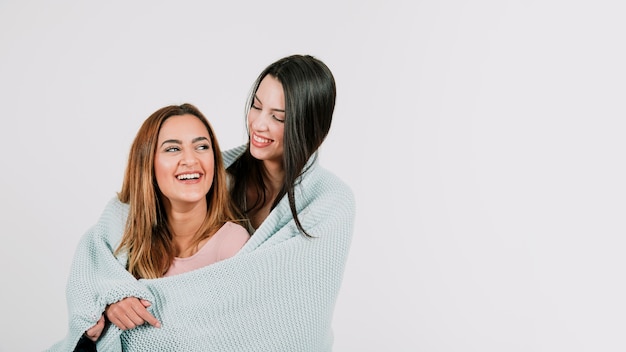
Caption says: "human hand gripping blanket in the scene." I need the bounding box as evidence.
[47,146,356,352]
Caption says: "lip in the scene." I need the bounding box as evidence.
[251,133,273,148]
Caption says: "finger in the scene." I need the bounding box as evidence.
[117,313,141,330]
[107,309,137,330]
[133,301,161,328]
[85,316,105,341]
[121,306,146,328]
[95,315,105,329]
[85,332,99,342]
[106,297,161,330]
[106,297,144,330]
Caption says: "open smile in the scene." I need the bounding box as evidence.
[176,173,201,180]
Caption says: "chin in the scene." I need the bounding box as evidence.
[249,147,266,161]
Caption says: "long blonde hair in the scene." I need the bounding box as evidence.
[116,103,244,279]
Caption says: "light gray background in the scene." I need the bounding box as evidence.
[1,1,625,351]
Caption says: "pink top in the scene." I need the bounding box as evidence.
[164,221,250,277]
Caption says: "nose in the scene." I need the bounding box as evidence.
[249,110,269,132]
[180,149,198,167]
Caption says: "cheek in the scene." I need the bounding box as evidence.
[203,155,216,177]
[277,126,285,144]
[153,158,171,185]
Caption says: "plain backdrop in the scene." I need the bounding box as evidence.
[1,1,625,351]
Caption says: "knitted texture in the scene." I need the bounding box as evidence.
[47,145,356,352]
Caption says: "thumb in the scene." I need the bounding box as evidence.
[140,299,152,307]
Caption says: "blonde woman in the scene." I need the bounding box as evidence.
[51,103,249,351]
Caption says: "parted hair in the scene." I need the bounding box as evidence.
[227,54,336,236]
[116,103,243,279]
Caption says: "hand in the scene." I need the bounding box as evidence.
[105,297,161,331]
[84,315,105,342]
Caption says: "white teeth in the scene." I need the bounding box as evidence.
[177,173,200,180]
[253,134,272,143]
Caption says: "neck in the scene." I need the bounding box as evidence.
[262,160,285,197]
[165,201,207,257]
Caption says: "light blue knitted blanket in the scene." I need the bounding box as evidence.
[47,146,355,352]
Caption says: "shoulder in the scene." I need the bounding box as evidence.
[222,144,247,169]
[77,196,128,250]
[292,166,356,242]
[297,164,356,221]
[222,221,251,238]
[306,164,354,204]
[97,196,129,228]
[216,221,251,259]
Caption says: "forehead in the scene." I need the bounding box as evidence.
[256,75,285,105]
[158,114,210,140]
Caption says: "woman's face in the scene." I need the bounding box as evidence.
[248,75,286,169]
[154,114,215,207]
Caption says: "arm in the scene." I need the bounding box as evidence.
[48,198,157,351]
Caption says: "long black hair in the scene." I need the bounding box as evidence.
[227,54,336,236]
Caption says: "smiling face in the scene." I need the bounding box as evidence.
[248,75,286,170]
[154,114,215,208]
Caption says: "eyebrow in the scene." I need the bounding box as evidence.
[160,136,210,147]
[254,95,285,113]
